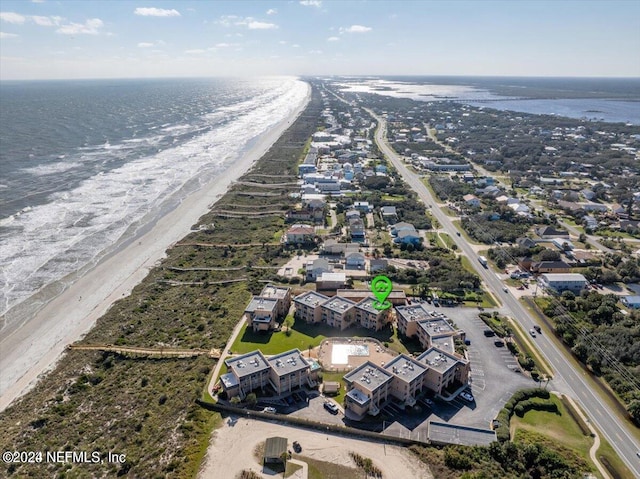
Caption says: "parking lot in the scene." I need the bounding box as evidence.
[259,306,536,439]
[284,392,346,426]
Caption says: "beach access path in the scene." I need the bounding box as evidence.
[0,84,311,412]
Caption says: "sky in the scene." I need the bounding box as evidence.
[0,0,639,80]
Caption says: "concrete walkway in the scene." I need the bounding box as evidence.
[208,317,246,396]
[287,458,308,479]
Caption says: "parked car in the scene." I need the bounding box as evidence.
[324,401,339,414]
[262,407,277,414]
[483,329,495,337]
[494,339,505,347]
[460,391,474,402]
[424,398,434,406]
[464,339,471,346]
[292,441,302,453]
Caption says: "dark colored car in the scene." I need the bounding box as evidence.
[324,401,339,414]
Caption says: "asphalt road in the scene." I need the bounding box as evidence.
[365,108,640,476]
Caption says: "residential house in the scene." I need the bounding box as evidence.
[391,222,415,236]
[551,238,575,251]
[516,237,537,248]
[463,194,481,208]
[369,259,389,273]
[285,224,315,244]
[394,229,422,245]
[345,251,366,269]
[381,206,398,223]
[536,226,570,239]
[306,258,332,281]
[621,295,640,309]
[349,217,366,242]
[354,201,373,212]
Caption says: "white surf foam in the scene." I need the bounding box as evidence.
[0,77,308,322]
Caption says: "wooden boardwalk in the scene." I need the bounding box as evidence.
[67,344,221,359]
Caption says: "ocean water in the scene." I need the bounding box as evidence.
[0,77,308,326]
[336,77,640,125]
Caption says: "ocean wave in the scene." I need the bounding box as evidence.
[0,77,308,320]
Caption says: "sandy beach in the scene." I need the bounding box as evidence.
[0,83,310,412]
[198,417,432,479]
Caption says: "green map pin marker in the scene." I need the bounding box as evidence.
[371,275,393,310]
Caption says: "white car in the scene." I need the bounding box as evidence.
[460,391,474,402]
[529,329,537,338]
[262,407,277,414]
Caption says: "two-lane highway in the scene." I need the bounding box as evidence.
[365,108,640,476]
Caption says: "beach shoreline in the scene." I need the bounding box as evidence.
[0,82,310,412]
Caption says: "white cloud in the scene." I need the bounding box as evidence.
[0,12,26,24]
[247,21,278,30]
[218,15,277,30]
[137,42,154,48]
[214,42,236,48]
[266,9,277,15]
[184,49,206,54]
[300,0,322,7]
[342,24,372,33]
[279,40,287,45]
[0,31,18,38]
[56,18,103,35]
[327,36,339,42]
[292,44,300,48]
[31,15,61,26]
[308,49,323,54]
[134,7,180,17]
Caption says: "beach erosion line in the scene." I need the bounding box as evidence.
[0,82,311,412]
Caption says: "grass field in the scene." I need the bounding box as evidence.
[511,394,592,462]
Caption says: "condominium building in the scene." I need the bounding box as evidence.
[221,350,271,399]
[267,349,316,395]
[243,285,292,332]
[244,297,279,332]
[384,354,428,407]
[320,296,356,330]
[259,284,292,318]
[343,362,393,419]
[293,291,329,324]
[354,297,392,331]
[396,304,464,350]
[221,349,317,399]
[416,347,470,396]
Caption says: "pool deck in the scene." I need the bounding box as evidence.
[318,338,397,372]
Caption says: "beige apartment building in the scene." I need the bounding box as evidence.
[343,362,393,420]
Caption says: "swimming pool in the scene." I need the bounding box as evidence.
[331,343,370,364]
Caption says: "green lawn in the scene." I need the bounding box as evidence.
[439,232,455,249]
[320,371,348,405]
[511,394,596,474]
[231,316,406,357]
